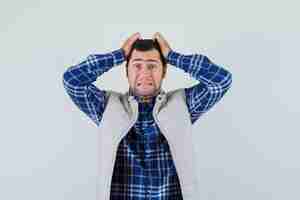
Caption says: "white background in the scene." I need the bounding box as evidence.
[0,0,299,199]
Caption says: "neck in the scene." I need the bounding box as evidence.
[129,87,161,103]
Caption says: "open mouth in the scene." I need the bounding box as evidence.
[137,82,153,86]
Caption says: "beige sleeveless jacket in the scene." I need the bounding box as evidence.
[97,88,199,200]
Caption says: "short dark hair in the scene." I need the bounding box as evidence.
[125,39,167,77]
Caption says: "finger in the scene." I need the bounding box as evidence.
[126,32,139,42]
[152,32,156,38]
[155,33,165,45]
[124,33,138,48]
[132,32,141,39]
[152,32,158,40]
[153,33,160,44]
[131,32,140,38]
[155,32,162,38]
[156,32,165,42]
[129,37,140,48]
[129,32,141,43]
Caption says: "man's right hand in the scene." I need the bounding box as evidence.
[152,32,172,59]
[121,32,141,59]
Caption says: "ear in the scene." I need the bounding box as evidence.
[125,64,128,78]
[162,66,167,79]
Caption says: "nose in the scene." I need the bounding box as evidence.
[139,65,152,76]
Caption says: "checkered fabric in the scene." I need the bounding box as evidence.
[62,48,232,199]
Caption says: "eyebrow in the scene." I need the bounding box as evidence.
[131,58,160,63]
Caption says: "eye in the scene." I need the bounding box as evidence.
[148,64,156,69]
[134,63,141,68]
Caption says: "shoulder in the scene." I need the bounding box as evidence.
[166,88,186,103]
[100,89,123,100]
[105,90,131,110]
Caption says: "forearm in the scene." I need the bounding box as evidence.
[62,48,125,126]
[166,50,232,124]
[63,48,125,87]
[166,50,232,89]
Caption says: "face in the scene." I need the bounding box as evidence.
[127,49,166,97]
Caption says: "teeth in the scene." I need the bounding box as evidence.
[137,82,153,86]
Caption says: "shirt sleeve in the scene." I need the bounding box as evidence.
[166,50,233,124]
[62,48,126,127]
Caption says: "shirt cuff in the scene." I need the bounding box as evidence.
[111,48,126,66]
[166,50,182,66]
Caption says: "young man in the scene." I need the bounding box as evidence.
[63,32,232,199]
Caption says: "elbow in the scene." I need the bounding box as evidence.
[62,70,70,85]
[226,71,233,86]
[219,70,233,92]
[62,67,76,88]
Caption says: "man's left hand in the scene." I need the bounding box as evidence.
[152,32,172,59]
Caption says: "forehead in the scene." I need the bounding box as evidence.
[130,49,161,63]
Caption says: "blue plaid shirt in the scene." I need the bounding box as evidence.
[63,48,232,199]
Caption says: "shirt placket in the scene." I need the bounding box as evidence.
[144,138,152,199]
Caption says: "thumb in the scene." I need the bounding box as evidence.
[152,32,160,41]
[131,33,142,46]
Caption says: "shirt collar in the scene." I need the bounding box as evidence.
[128,87,162,104]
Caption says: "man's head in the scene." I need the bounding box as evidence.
[125,39,167,97]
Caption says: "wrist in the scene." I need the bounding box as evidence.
[164,49,171,59]
[111,48,126,65]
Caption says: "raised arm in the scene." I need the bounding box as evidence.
[62,48,125,126]
[153,32,233,124]
[62,32,142,126]
[167,50,232,124]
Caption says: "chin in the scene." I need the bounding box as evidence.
[134,88,157,96]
